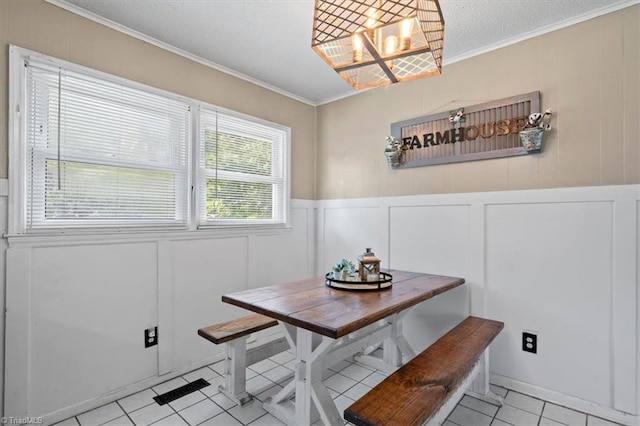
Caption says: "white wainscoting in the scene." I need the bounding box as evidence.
[4,186,640,425]
[3,200,315,423]
[316,185,639,425]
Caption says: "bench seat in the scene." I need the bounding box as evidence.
[344,316,504,426]
[198,313,278,344]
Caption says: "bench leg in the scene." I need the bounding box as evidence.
[219,336,253,406]
[466,350,504,406]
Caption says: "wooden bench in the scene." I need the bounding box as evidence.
[344,316,504,426]
[198,313,289,406]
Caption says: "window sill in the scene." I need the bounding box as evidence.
[5,225,293,249]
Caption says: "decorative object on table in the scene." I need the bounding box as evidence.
[331,258,356,280]
[448,108,466,126]
[311,0,445,91]
[384,135,409,167]
[358,248,381,281]
[325,271,393,291]
[519,108,552,151]
[325,249,391,291]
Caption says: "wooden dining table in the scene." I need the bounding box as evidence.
[222,270,466,426]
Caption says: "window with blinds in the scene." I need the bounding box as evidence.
[199,107,288,226]
[10,46,290,235]
[22,59,191,232]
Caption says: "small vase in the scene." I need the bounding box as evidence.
[333,270,347,280]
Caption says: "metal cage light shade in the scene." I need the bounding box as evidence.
[312,0,444,90]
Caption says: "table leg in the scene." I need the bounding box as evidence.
[264,325,342,426]
[295,328,343,426]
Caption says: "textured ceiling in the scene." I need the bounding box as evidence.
[55,0,637,105]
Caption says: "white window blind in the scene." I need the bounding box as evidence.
[199,107,288,226]
[23,58,190,232]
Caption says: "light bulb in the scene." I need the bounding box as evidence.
[352,34,363,62]
[384,35,398,55]
[400,18,413,50]
[366,7,377,29]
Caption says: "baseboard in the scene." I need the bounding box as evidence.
[491,373,639,426]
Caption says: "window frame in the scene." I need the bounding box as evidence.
[9,45,291,236]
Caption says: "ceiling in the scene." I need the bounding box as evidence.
[53,0,637,106]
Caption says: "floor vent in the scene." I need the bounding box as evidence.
[153,378,210,405]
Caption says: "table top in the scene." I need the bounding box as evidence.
[222,270,465,339]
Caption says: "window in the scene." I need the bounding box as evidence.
[9,46,290,235]
[198,107,288,226]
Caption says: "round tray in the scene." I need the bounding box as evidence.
[325,271,393,291]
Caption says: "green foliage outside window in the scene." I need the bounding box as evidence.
[204,130,274,220]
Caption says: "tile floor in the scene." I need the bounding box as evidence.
[55,350,623,426]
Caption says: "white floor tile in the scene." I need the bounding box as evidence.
[282,360,295,370]
[587,415,623,426]
[77,402,126,426]
[228,399,268,424]
[540,417,568,426]
[128,403,174,426]
[182,367,219,383]
[261,366,293,384]
[269,351,295,365]
[495,404,540,426]
[360,371,386,388]
[504,391,545,415]
[333,394,356,416]
[459,395,499,417]
[102,416,134,426]
[210,392,238,410]
[201,376,225,397]
[198,412,242,426]
[149,414,188,426]
[246,368,259,380]
[53,419,80,426]
[327,387,340,399]
[249,359,279,375]
[321,369,335,380]
[342,383,372,401]
[179,399,223,426]
[254,384,284,403]
[448,405,493,426]
[339,364,375,382]
[324,373,358,394]
[152,377,189,396]
[443,421,459,426]
[491,420,512,426]
[168,391,206,412]
[249,413,286,425]
[119,390,158,414]
[490,384,508,398]
[246,375,276,395]
[209,361,226,376]
[328,359,352,373]
[543,403,587,426]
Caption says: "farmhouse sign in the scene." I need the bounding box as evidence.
[390,92,541,168]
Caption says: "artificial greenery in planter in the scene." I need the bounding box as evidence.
[331,258,356,280]
[520,109,552,151]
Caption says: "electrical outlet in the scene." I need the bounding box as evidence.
[145,327,158,348]
[522,331,537,354]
